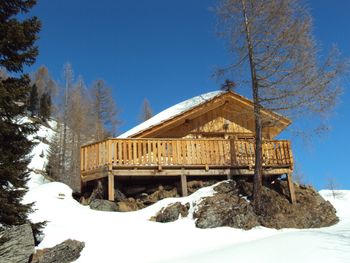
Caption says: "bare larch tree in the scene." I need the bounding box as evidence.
[217,0,347,211]
[90,79,120,141]
[139,98,153,122]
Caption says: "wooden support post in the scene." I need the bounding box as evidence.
[180,171,188,197]
[227,174,233,180]
[287,173,296,204]
[108,172,115,201]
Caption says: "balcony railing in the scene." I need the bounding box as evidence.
[81,138,293,176]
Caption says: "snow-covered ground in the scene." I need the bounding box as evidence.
[24,123,350,263]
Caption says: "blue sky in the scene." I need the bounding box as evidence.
[30,0,350,189]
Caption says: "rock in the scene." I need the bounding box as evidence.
[154,202,190,223]
[187,180,204,194]
[0,224,35,263]
[88,180,104,203]
[114,188,126,202]
[89,199,118,212]
[79,196,89,206]
[144,187,178,205]
[31,239,85,263]
[257,180,339,229]
[193,179,339,230]
[194,181,258,230]
[117,199,141,212]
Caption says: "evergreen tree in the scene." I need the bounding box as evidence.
[0,0,41,228]
[39,92,51,122]
[28,84,39,116]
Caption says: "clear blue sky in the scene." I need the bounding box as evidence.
[30,0,350,190]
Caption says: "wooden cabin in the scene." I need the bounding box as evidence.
[80,91,295,202]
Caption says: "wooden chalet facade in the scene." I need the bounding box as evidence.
[80,91,296,202]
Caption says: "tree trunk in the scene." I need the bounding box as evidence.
[240,0,264,211]
[253,103,263,211]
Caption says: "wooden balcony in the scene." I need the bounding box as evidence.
[80,138,293,182]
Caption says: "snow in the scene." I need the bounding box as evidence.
[118,90,225,138]
[27,119,56,189]
[23,123,350,262]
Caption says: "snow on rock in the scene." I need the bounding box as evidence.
[118,90,225,138]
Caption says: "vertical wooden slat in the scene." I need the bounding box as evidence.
[177,140,182,165]
[143,140,147,165]
[123,140,128,165]
[172,141,177,165]
[147,141,152,165]
[186,140,191,165]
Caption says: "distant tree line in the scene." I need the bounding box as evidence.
[26,64,155,192]
[44,63,120,191]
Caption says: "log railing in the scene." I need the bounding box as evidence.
[81,138,293,175]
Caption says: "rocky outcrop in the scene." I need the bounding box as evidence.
[193,180,339,230]
[0,224,35,263]
[194,181,258,229]
[153,202,190,223]
[31,239,85,263]
[89,199,118,212]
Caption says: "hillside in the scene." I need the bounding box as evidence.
[23,123,350,263]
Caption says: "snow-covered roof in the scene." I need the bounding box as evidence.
[118,90,226,138]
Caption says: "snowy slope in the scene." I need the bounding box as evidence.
[26,119,56,189]
[118,90,224,138]
[23,182,350,263]
[23,124,350,263]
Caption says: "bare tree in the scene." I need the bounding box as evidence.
[90,79,120,141]
[32,65,58,100]
[325,176,340,199]
[66,77,92,190]
[139,98,153,122]
[217,0,347,211]
[61,63,74,176]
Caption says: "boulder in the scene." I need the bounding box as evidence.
[144,186,178,205]
[257,180,339,229]
[0,224,35,263]
[194,181,259,229]
[114,188,127,202]
[117,198,143,212]
[31,239,85,263]
[193,179,339,230]
[154,202,190,223]
[86,180,104,204]
[89,199,118,212]
[187,180,204,194]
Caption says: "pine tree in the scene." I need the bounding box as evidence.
[0,0,41,228]
[39,92,51,122]
[28,84,39,117]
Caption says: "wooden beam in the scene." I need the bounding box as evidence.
[287,173,296,204]
[108,173,115,201]
[111,167,292,177]
[180,172,188,197]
